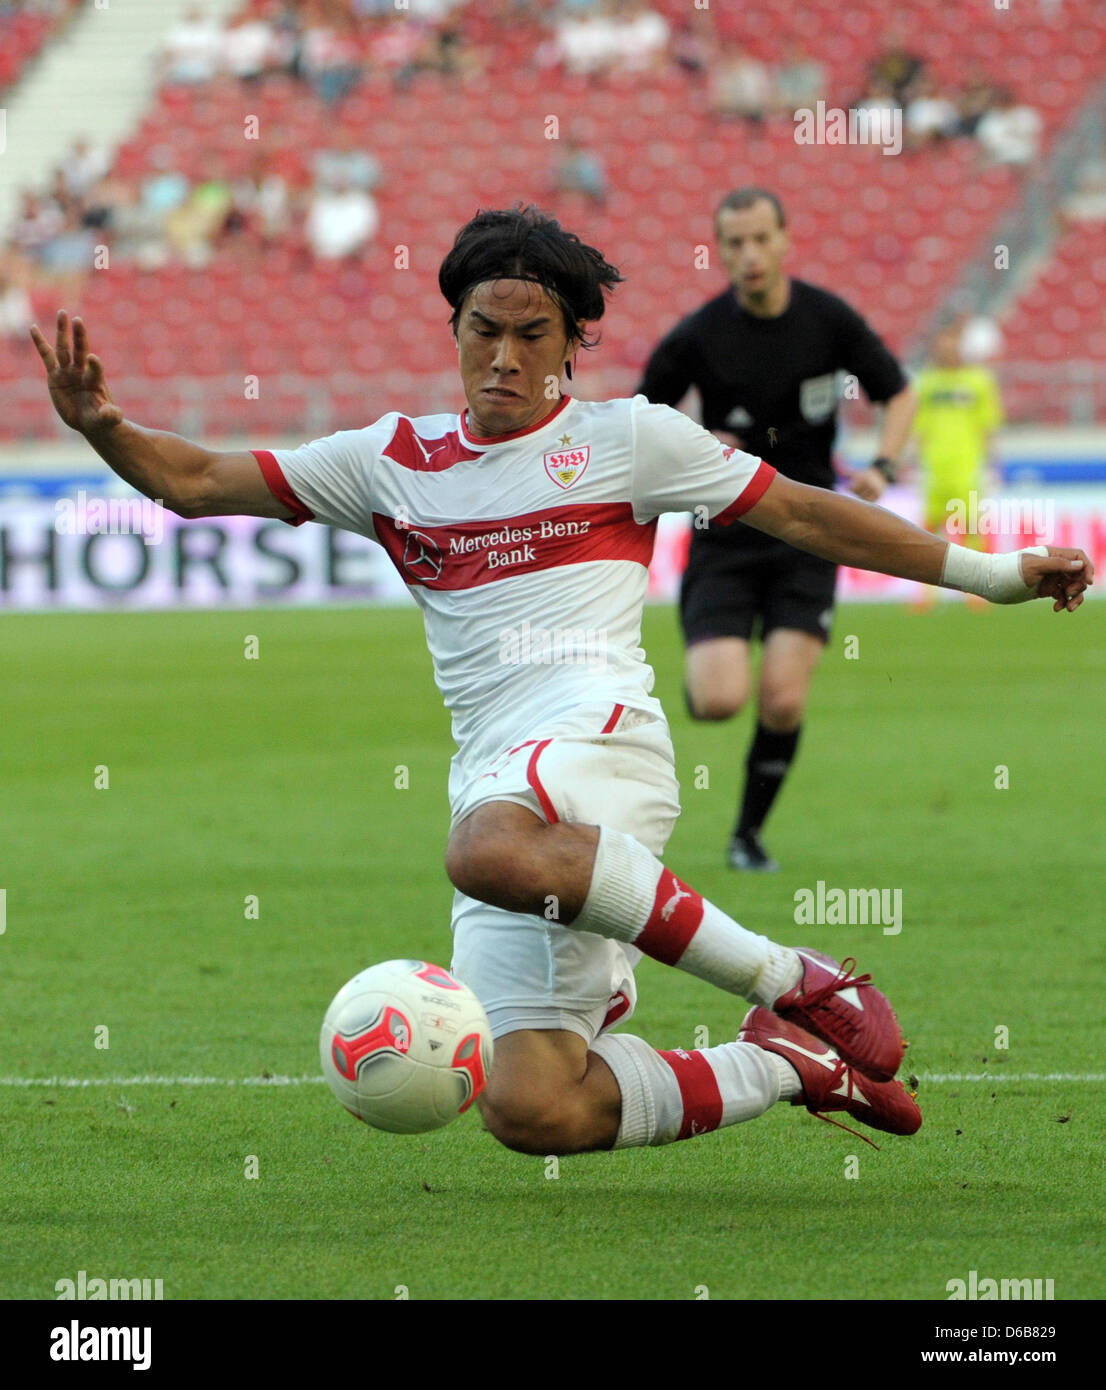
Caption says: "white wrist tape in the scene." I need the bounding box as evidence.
[940,544,1048,604]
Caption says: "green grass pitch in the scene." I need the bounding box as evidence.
[1,599,1103,1301]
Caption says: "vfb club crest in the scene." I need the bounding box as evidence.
[544,445,590,490]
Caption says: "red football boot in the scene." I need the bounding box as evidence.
[774,948,906,1082]
[739,1006,921,1144]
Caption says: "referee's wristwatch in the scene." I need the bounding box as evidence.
[871,456,898,483]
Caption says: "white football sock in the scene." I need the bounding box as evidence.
[592,1032,792,1148]
[574,826,801,1004]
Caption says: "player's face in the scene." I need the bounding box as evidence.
[933,328,962,368]
[456,280,578,437]
[716,202,789,308]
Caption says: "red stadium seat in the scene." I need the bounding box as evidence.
[2,0,1095,444]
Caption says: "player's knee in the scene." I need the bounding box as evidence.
[760,690,805,730]
[479,1088,586,1155]
[445,833,499,901]
[445,825,536,906]
[688,686,745,721]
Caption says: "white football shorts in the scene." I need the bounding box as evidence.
[448,703,681,1042]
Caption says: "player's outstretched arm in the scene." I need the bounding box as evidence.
[30,310,289,520]
[742,471,1093,612]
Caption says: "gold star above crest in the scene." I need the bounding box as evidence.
[559,434,572,446]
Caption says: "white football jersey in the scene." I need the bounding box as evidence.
[253,394,774,797]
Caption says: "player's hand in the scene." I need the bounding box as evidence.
[850,467,887,502]
[1020,546,1094,612]
[30,310,124,438]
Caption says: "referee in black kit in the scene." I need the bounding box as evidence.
[637,187,916,871]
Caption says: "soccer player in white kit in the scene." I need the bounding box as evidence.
[32,208,1092,1156]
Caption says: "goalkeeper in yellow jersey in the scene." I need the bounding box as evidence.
[912,322,1004,607]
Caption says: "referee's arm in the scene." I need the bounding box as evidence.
[850,382,917,500]
[635,329,694,408]
[875,383,917,463]
[740,471,1092,611]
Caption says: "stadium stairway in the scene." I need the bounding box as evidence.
[0,1,80,99]
[0,0,242,236]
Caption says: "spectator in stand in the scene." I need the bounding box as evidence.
[613,1,669,75]
[552,137,608,206]
[0,265,33,340]
[554,5,622,78]
[165,158,234,267]
[397,21,484,88]
[904,73,959,147]
[372,12,431,83]
[305,173,379,260]
[975,87,1042,167]
[314,128,382,193]
[230,152,294,249]
[1061,163,1106,224]
[46,167,83,226]
[709,45,774,124]
[37,199,96,285]
[141,148,190,226]
[75,171,121,235]
[852,76,900,120]
[160,5,224,85]
[670,14,712,78]
[10,190,64,264]
[429,24,485,81]
[407,0,464,20]
[266,0,303,78]
[81,173,171,268]
[955,68,997,136]
[772,39,825,115]
[867,33,924,105]
[223,8,278,82]
[59,137,111,200]
[300,1,363,105]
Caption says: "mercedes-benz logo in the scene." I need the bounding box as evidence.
[402,530,443,582]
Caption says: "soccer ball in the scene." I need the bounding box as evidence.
[319,959,493,1134]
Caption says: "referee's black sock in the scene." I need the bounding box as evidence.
[735,722,802,839]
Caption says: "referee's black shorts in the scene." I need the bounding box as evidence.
[679,539,838,646]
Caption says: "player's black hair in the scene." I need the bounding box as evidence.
[715,186,787,230]
[439,205,624,351]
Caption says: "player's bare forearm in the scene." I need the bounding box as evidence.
[876,383,917,464]
[32,311,284,520]
[81,419,218,516]
[743,472,946,582]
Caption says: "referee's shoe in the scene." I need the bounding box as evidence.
[727,828,779,872]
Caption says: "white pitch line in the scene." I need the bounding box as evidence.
[0,1073,1104,1088]
[916,1072,1106,1083]
[0,1075,325,1087]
